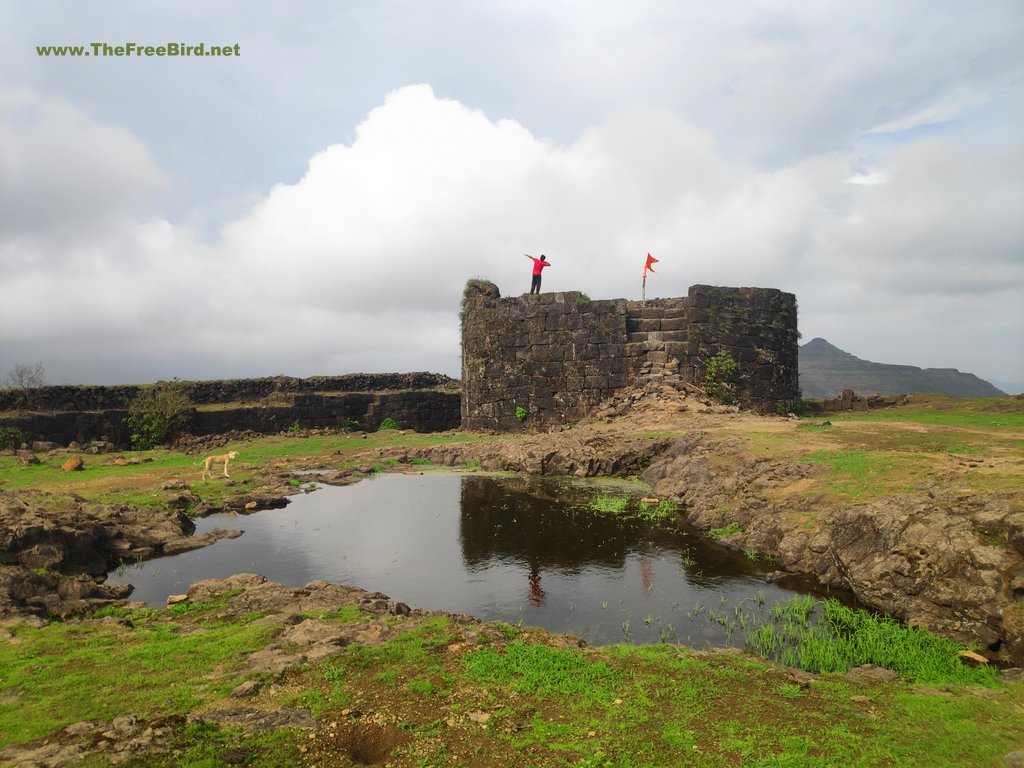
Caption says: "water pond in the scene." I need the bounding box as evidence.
[107,472,845,647]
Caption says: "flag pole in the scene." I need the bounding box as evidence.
[641,252,657,306]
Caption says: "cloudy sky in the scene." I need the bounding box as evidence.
[1,1,1022,390]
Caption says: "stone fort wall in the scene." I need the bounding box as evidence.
[461,283,799,430]
[0,374,460,447]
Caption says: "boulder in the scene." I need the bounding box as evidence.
[16,450,39,466]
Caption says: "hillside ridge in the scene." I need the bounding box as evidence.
[799,337,1006,399]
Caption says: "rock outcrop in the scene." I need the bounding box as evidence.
[0,493,243,617]
[639,437,1024,664]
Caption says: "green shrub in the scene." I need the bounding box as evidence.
[0,426,24,451]
[126,381,194,449]
[515,406,527,422]
[377,417,399,431]
[703,350,737,404]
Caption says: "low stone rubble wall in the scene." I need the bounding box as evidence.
[803,389,909,414]
[0,375,460,447]
[0,372,454,412]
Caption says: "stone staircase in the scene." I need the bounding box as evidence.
[624,301,690,394]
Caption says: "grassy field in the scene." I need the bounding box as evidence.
[732,395,1024,503]
[1,595,1021,767]
[0,429,501,511]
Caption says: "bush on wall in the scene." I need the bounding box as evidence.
[703,351,737,404]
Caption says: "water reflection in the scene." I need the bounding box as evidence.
[107,473,844,647]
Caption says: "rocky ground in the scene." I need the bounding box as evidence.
[0,574,475,767]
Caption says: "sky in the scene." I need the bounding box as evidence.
[1,1,1022,391]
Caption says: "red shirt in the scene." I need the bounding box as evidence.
[530,257,550,275]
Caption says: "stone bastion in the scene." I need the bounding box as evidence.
[460,282,800,430]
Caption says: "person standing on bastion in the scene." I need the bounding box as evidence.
[525,254,550,294]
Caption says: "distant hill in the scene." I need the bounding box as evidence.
[984,377,1024,396]
[798,338,1007,399]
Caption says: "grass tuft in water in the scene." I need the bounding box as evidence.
[588,494,629,515]
[586,493,680,525]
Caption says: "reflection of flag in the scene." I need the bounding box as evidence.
[643,253,658,277]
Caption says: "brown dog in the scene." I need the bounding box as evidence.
[200,450,238,479]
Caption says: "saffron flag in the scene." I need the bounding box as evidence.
[643,253,658,277]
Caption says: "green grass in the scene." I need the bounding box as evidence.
[583,493,679,526]
[588,494,630,515]
[0,615,272,747]
[825,396,1024,429]
[707,522,744,538]
[797,449,909,499]
[462,642,619,702]
[0,430,504,510]
[744,597,998,686]
[77,722,302,767]
[0,448,192,492]
[2,605,1020,767]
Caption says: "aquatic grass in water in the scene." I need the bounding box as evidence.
[588,494,630,515]
[585,493,679,525]
[743,597,997,686]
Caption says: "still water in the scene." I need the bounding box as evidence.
[107,473,840,646]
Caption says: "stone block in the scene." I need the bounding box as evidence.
[664,341,688,359]
[631,307,666,320]
[625,341,649,357]
[634,318,662,332]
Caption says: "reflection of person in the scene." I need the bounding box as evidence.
[528,564,545,606]
[525,254,550,294]
[639,556,653,596]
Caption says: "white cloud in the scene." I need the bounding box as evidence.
[1,78,1021,384]
[0,82,167,249]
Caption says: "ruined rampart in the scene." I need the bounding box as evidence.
[461,283,799,430]
[0,374,460,447]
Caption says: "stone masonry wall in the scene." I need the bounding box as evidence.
[0,373,453,412]
[461,291,634,429]
[461,283,799,430]
[683,285,800,408]
[0,375,459,447]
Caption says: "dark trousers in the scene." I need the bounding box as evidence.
[530,274,542,294]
